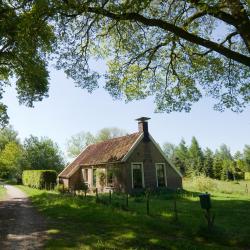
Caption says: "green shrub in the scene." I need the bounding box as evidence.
[55,183,69,193]
[245,172,250,180]
[22,170,57,189]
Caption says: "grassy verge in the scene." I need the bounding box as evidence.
[0,185,6,200]
[18,180,250,250]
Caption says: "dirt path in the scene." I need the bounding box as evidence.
[0,185,47,250]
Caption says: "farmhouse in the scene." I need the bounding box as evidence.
[58,117,182,193]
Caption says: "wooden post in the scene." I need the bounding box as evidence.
[146,192,150,215]
[109,190,112,204]
[205,208,215,230]
[246,184,248,194]
[173,199,178,222]
[96,188,99,202]
[126,193,129,208]
[45,182,47,190]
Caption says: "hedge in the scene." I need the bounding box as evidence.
[22,170,57,189]
[245,172,250,180]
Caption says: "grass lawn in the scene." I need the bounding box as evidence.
[18,179,250,250]
[0,185,6,200]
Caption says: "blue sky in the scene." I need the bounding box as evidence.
[3,64,250,157]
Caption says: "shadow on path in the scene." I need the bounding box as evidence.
[0,185,47,250]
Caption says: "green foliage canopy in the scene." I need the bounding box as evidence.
[163,137,248,180]
[66,127,127,158]
[23,135,64,172]
[53,0,250,114]
[1,1,250,126]
[0,1,55,126]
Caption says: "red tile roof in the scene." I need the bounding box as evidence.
[59,132,142,178]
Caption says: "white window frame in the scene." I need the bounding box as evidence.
[82,168,89,182]
[131,162,145,189]
[92,167,97,187]
[155,163,167,187]
[106,167,115,187]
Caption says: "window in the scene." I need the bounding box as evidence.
[156,163,166,187]
[107,169,114,187]
[132,163,144,188]
[83,169,88,182]
[93,169,97,187]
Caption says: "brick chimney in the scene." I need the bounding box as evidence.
[135,117,151,136]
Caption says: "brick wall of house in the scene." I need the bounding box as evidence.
[68,168,83,190]
[126,138,182,193]
[61,137,182,193]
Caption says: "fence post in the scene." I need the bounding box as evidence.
[173,199,178,221]
[126,193,129,208]
[146,192,150,215]
[96,188,99,202]
[109,190,112,204]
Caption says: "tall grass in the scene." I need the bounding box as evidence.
[0,186,6,200]
[184,177,250,196]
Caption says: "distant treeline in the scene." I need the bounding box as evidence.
[163,137,250,180]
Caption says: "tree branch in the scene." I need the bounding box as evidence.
[80,7,250,66]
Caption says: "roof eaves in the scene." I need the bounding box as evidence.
[149,134,183,178]
[58,144,91,178]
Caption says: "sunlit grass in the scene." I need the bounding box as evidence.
[18,180,250,250]
[0,185,6,200]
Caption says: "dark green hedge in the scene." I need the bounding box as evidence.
[245,172,250,180]
[22,170,57,189]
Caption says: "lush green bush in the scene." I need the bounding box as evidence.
[245,172,250,180]
[55,183,70,193]
[22,170,57,189]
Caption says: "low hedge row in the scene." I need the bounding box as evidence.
[22,170,57,189]
[245,172,250,180]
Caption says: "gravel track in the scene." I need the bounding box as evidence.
[0,185,47,250]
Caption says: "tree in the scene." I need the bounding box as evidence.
[213,150,224,179]
[243,145,250,171]
[95,127,127,142]
[66,127,127,158]
[174,139,189,175]
[188,137,204,175]
[162,142,176,162]
[203,148,214,178]
[66,131,95,158]
[217,144,234,179]
[0,126,19,150]
[1,1,250,126]
[0,141,25,180]
[53,1,250,113]
[0,126,24,180]
[234,151,246,179]
[23,136,64,172]
[0,1,55,126]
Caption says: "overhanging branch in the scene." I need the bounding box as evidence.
[72,6,250,67]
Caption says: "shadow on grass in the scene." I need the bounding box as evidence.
[26,190,250,250]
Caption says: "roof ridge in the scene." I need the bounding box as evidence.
[88,132,141,147]
[59,131,142,178]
